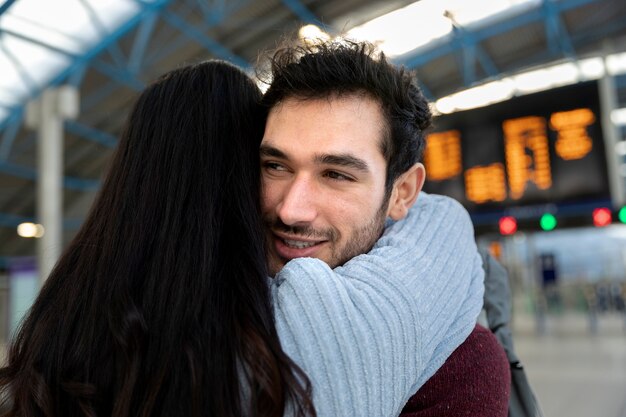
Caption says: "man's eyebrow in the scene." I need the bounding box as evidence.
[316,154,370,173]
[259,145,371,173]
[259,144,287,159]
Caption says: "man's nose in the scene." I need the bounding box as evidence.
[276,176,317,226]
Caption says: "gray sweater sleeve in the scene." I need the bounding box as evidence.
[271,192,485,417]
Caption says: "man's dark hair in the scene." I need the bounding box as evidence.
[261,38,432,195]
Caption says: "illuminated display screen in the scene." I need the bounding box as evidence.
[423,82,609,218]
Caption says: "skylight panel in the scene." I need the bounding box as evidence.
[0,0,141,125]
[0,35,69,108]
[446,0,540,28]
[5,0,140,50]
[347,0,541,57]
[347,0,453,56]
[434,53,626,114]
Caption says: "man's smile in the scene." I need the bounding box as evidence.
[271,231,328,260]
[283,239,317,249]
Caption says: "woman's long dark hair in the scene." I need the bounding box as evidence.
[0,61,313,417]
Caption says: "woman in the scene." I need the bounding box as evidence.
[1,61,310,417]
[0,61,483,417]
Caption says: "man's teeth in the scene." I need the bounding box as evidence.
[284,239,317,249]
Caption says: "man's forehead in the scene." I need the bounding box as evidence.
[263,95,388,160]
[269,92,379,112]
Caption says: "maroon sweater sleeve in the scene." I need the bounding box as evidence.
[400,324,510,417]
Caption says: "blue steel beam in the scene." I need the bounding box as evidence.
[281,0,332,33]
[197,0,225,26]
[90,59,145,91]
[462,43,476,86]
[0,120,116,184]
[0,111,21,160]
[161,10,250,70]
[0,0,17,16]
[0,0,172,132]
[81,0,129,69]
[474,0,599,41]
[491,9,626,81]
[0,213,84,229]
[142,0,245,66]
[434,22,494,87]
[144,28,192,67]
[0,28,79,58]
[4,24,148,93]
[0,160,36,181]
[452,25,499,85]
[544,3,562,55]
[64,120,117,148]
[0,213,30,228]
[2,39,143,117]
[400,39,458,71]
[68,63,88,87]
[128,10,160,74]
[0,161,100,191]
[444,24,477,85]
[476,47,498,78]
[615,74,626,90]
[62,176,100,191]
[543,0,575,58]
[103,42,129,72]
[398,0,599,73]
[87,0,207,112]
[142,0,197,61]
[446,13,499,80]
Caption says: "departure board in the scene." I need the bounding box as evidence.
[423,82,609,217]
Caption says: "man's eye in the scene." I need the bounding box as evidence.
[264,161,288,172]
[325,171,353,181]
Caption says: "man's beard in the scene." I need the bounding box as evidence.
[264,201,388,274]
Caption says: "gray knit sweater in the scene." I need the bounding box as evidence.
[270,192,485,417]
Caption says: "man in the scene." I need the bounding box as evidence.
[260,39,511,415]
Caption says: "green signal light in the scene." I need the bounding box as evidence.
[619,207,626,224]
[540,213,557,231]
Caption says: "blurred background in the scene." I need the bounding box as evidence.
[0,0,625,415]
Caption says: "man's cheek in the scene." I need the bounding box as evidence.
[260,182,272,212]
[261,182,281,213]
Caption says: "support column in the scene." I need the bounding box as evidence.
[599,57,626,208]
[26,86,79,285]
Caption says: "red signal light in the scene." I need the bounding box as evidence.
[592,207,612,227]
[499,216,517,235]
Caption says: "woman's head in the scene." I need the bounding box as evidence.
[0,60,312,417]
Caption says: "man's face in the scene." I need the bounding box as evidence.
[260,95,391,275]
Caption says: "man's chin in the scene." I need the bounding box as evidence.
[267,252,288,277]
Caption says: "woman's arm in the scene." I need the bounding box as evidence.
[271,193,484,416]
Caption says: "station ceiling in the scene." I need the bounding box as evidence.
[1,0,626,261]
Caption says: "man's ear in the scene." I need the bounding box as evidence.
[386,163,426,221]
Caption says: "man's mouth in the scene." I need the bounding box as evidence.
[283,238,318,249]
[271,232,327,261]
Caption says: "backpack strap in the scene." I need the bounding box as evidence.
[480,250,545,417]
